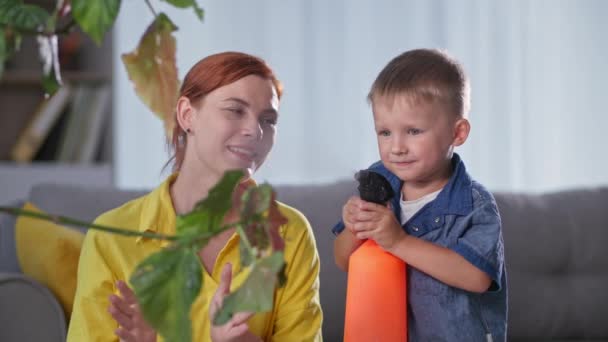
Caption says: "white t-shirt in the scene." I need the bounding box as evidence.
[399,188,442,225]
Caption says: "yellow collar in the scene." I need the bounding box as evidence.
[134,174,258,244]
[135,173,178,244]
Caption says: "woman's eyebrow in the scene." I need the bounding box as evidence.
[222,97,250,106]
[223,97,278,115]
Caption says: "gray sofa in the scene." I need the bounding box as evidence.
[1,180,607,341]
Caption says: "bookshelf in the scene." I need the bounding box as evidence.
[0,13,113,165]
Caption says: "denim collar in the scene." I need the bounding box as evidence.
[368,153,473,221]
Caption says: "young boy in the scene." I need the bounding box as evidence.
[333,49,507,341]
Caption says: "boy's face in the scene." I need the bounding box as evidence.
[372,94,464,190]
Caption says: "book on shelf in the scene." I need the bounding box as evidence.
[10,85,73,162]
[74,84,111,163]
[54,83,111,163]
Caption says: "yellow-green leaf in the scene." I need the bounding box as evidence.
[121,13,179,133]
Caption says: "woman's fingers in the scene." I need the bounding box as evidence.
[210,263,233,320]
[108,303,134,330]
[115,327,136,342]
[116,280,137,304]
[222,313,253,340]
[209,264,257,341]
[230,311,254,327]
[109,293,135,316]
[227,323,249,338]
[218,263,233,295]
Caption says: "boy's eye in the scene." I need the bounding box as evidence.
[378,130,391,137]
[408,128,422,135]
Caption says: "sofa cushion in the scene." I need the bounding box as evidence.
[495,187,608,340]
[15,202,85,318]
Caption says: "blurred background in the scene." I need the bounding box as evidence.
[114,0,608,191]
[2,0,607,196]
[2,3,607,341]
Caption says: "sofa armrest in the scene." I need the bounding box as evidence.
[0,273,66,342]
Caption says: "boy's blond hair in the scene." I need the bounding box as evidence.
[368,49,470,118]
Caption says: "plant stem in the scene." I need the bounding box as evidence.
[56,19,76,35]
[0,207,177,241]
[1,19,76,37]
[144,0,158,17]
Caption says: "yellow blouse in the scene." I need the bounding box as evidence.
[67,175,323,341]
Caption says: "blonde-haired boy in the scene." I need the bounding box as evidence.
[333,49,507,341]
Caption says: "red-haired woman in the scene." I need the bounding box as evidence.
[67,52,323,342]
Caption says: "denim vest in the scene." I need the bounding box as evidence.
[333,154,508,341]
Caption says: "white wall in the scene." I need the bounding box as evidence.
[114,0,608,192]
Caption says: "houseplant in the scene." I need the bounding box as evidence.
[0,1,288,341]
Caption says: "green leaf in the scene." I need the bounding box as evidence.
[41,68,60,95]
[238,233,254,267]
[213,252,285,325]
[161,0,194,8]
[0,0,49,31]
[130,245,202,342]
[160,0,204,21]
[71,0,120,45]
[0,26,21,80]
[121,13,180,130]
[192,6,204,21]
[176,170,244,240]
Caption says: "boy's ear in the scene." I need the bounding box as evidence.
[452,118,470,147]
[176,96,195,131]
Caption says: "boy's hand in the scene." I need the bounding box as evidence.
[348,197,407,251]
[342,196,365,239]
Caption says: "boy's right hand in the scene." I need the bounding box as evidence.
[342,196,367,237]
[344,196,406,252]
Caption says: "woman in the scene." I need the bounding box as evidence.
[67,52,323,341]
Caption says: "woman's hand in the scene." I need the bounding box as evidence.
[108,280,157,342]
[209,263,261,342]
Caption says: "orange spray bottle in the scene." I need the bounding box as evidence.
[344,170,407,342]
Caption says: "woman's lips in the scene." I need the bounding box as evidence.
[227,146,256,162]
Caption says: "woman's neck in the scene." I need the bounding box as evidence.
[170,163,220,215]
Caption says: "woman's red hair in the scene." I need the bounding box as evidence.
[168,52,283,171]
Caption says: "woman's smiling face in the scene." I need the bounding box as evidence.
[186,74,280,180]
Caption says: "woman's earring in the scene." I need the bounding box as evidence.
[177,132,186,147]
[186,128,191,134]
